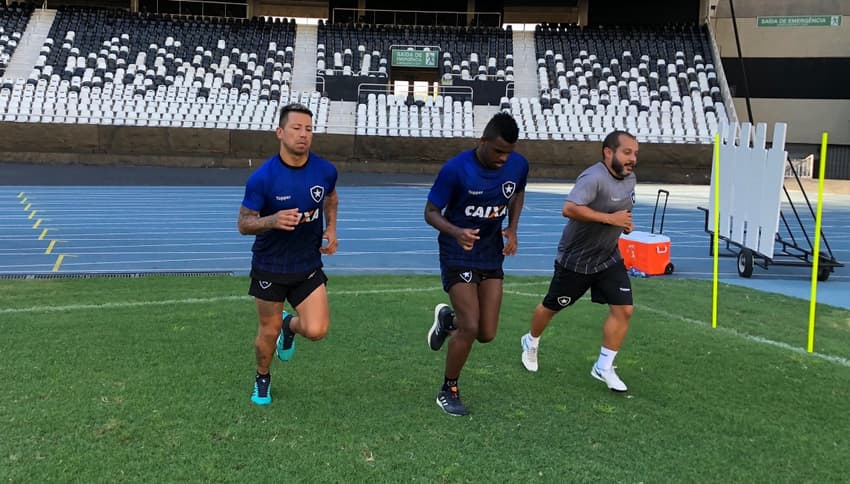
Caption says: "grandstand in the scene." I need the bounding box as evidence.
[0,1,731,143]
[0,2,33,77]
[317,22,513,82]
[0,6,332,130]
[0,0,847,179]
[505,23,727,142]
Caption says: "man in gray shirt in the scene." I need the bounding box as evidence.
[520,130,638,392]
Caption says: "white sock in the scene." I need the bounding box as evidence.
[596,346,617,370]
[527,333,540,347]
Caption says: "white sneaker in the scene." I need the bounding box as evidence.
[520,334,538,372]
[591,365,628,392]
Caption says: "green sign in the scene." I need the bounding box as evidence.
[757,15,842,28]
[391,49,439,68]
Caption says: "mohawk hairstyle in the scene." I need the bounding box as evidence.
[482,112,519,144]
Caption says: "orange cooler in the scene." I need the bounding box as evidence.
[618,231,673,276]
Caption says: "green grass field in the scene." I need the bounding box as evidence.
[2,275,849,483]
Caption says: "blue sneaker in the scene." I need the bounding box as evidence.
[251,374,271,406]
[276,311,296,362]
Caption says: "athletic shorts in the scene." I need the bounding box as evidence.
[541,260,632,311]
[248,268,328,307]
[440,266,504,293]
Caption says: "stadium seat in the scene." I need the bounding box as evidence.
[316,22,513,84]
[0,7,331,130]
[519,22,729,144]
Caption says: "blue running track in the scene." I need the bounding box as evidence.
[2,178,849,308]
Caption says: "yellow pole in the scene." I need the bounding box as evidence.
[807,132,828,352]
[712,133,721,329]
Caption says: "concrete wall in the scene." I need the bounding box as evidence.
[731,99,850,145]
[709,1,849,145]
[503,6,578,24]
[0,123,713,183]
[712,0,850,19]
[251,0,329,18]
[712,16,850,58]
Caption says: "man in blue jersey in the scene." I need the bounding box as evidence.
[520,130,637,393]
[425,112,529,416]
[237,103,339,406]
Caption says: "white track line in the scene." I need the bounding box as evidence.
[0,282,552,314]
[0,295,249,314]
[2,283,847,367]
[503,289,850,368]
[638,305,850,367]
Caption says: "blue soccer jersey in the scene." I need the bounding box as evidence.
[428,149,529,270]
[241,153,338,274]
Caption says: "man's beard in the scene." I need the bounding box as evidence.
[611,154,627,178]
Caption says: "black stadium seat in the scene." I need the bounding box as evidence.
[0,2,35,77]
[317,22,513,82]
[1,7,330,131]
[513,22,728,143]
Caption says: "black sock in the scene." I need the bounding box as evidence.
[442,377,458,392]
[256,372,270,381]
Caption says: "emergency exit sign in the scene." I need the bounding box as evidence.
[757,15,842,27]
[391,49,439,68]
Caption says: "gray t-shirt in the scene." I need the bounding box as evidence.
[556,162,636,274]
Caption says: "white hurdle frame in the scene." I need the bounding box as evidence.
[708,122,787,259]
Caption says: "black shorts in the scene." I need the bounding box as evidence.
[541,260,632,311]
[440,266,504,292]
[248,268,328,307]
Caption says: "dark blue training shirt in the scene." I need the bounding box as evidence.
[428,148,529,270]
[242,152,338,275]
